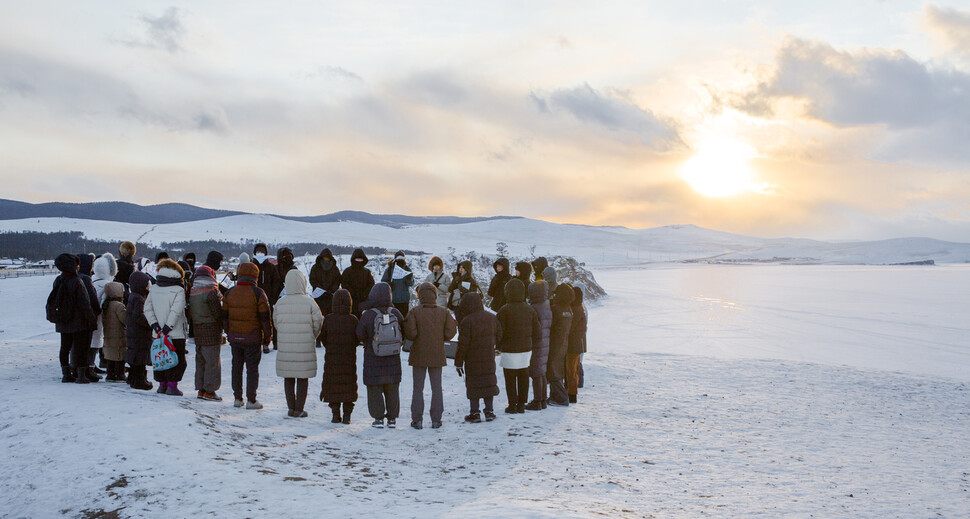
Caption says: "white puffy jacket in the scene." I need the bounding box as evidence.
[144,266,188,339]
[274,269,323,379]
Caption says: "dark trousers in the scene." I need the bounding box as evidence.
[284,378,308,412]
[62,331,92,368]
[549,376,568,405]
[531,375,547,402]
[329,402,354,417]
[231,343,261,402]
[154,338,187,382]
[194,345,222,393]
[411,366,443,424]
[469,396,494,414]
[393,302,409,319]
[503,368,530,406]
[366,383,400,420]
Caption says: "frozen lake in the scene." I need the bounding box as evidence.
[0,264,968,517]
[593,264,970,381]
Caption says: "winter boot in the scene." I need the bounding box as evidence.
[541,400,547,410]
[411,421,423,430]
[342,404,353,424]
[157,382,169,394]
[166,383,184,396]
[61,366,76,383]
[330,405,342,424]
[464,413,482,424]
[431,421,442,429]
[504,405,517,414]
[524,400,542,411]
[131,368,153,390]
[86,367,102,382]
[75,367,91,384]
[484,411,496,422]
[516,403,526,414]
[568,395,577,404]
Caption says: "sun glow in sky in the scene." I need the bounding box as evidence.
[681,137,763,198]
[1,1,970,241]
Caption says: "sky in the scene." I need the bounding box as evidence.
[1,1,969,241]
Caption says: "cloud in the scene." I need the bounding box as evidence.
[531,83,680,148]
[924,4,970,56]
[124,7,186,53]
[732,38,970,164]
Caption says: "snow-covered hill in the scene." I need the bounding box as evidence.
[2,216,970,266]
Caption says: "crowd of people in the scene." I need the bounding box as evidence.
[45,241,589,428]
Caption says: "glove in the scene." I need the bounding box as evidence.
[151,323,162,334]
[456,367,464,377]
[161,325,172,335]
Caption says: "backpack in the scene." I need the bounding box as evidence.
[369,308,402,357]
[46,280,74,325]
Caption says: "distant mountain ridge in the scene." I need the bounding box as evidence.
[0,199,521,228]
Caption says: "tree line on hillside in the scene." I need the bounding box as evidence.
[0,231,422,261]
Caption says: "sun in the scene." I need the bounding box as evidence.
[681,137,761,198]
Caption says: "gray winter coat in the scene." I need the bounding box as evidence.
[528,281,552,379]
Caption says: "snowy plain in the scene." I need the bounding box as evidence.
[4,215,970,266]
[0,264,968,518]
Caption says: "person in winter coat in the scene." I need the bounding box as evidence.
[447,260,482,324]
[144,258,188,395]
[319,289,359,424]
[356,283,405,428]
[222,261,273,409]
[381,251,415,318]
[566,285,588,403]
[48,253,97,383]
[182,252,197,273]
[422,256,452,308]
[486,258,511,312]
[542,266,558,300]
[91,253,118,370]
[403,282,458,429]
[101,282,127,382]
[253,243,283,306]
[495,279,540,414]
[309,248,342,320]
[115,241,136,291]
[546,284,574,406]
[77,253,103,380]
[276,247,296,280]
[525,281,552,410]
[204,251,228,296]
[455,292,502,423]
[341,248,375,318]
[125,271,154,390]
[532,257,549,282]
[513,262,533,292]
[274,269,323,418]
[188,266,225,401]
[253,243,282,351]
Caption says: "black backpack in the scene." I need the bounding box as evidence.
[46,280,74,325]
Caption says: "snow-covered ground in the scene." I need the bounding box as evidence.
[4,215,970,265]
[1,265,968,517]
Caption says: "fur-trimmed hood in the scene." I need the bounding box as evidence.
[428,255,444,271]
[93,253,117,281]
[156,258,184,280]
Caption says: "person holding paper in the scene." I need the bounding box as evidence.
[381,251,415,318]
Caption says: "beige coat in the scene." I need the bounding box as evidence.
[274,269,323,379]
[101,282,127,361]
[144,265,188,339]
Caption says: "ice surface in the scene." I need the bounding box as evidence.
[0,265,968,517]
